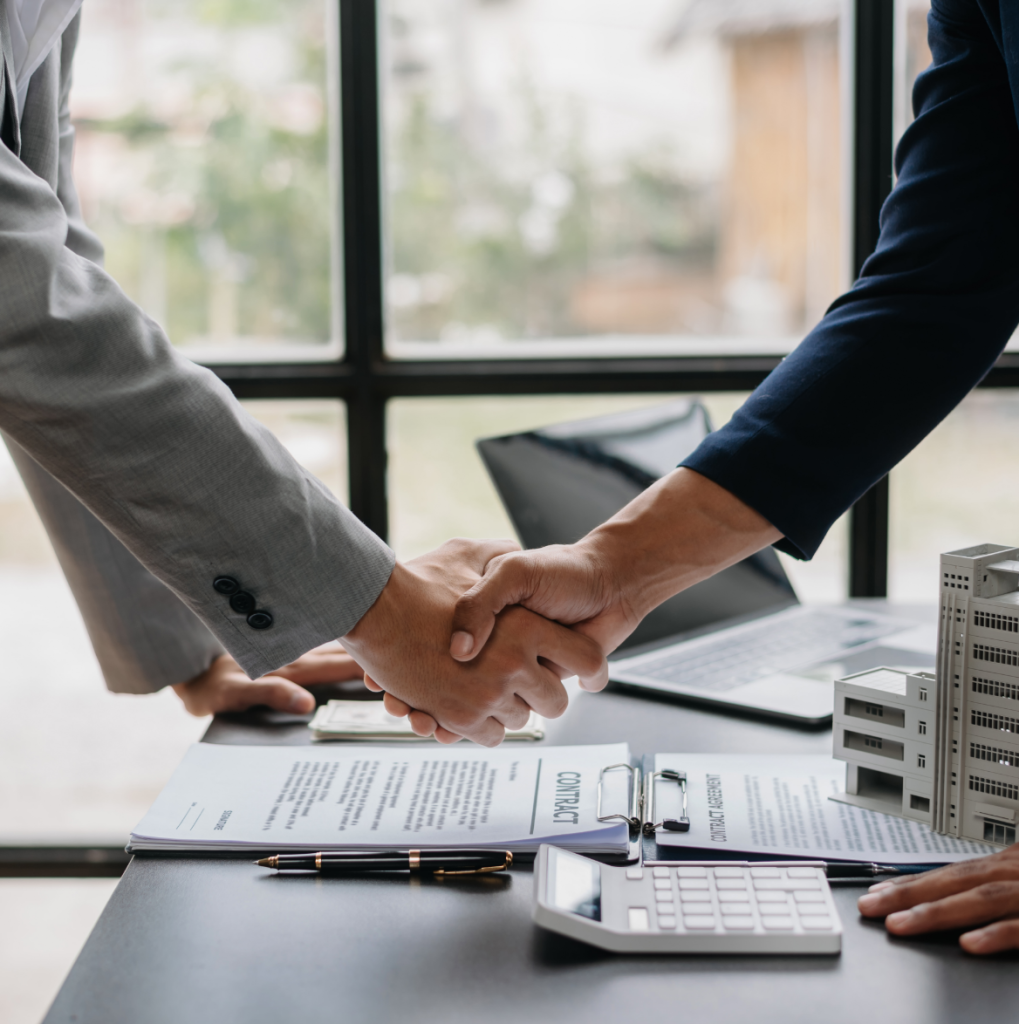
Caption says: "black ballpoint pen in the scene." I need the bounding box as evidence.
[823,862,937,879]
[255,849,513,875]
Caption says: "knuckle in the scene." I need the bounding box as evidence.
[445,707,480,733]
[477,727,506,748]
[545,686,569,718]
[974,881,1019,903]
[503,707,530,730]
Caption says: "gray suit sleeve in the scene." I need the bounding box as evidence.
[2,16,225,697]
[0,30,396,682]
[5,434,225,693]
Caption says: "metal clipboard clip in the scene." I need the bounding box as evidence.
[596,763,643,830]
[642,769,690,836]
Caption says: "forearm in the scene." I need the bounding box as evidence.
[576,468,781,625]
[449,470,781,664]
[682,1,1019,559]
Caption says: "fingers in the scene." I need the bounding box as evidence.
[450,554,533,661]
[858,850,1019,919]
[856,847,1019,952]
[179,675,314,716]
[363,674,383,692]
[434,726,466,744]
[383,692,464,742]
[881,882,1019,937]
[521,610,609,696]
[382,692,412,718]
[242,676,317,714]
[961,917,1019,954]
[276,645,365,685]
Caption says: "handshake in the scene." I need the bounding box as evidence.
[174,469,782,744]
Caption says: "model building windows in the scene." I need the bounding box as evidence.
[969,775,1019,801]
[973,643,1019,666]
[972,676,1019,701]
[983,821,1016,845]
[844,698,904,727]
[971,709,1019,734]
[919,688,928,702]
[844,730,905,761]
[909,795,930,813]
[974,610,1019,632]
[918,721,927,736]
[917,753,926,768]
[970,742,1019,768]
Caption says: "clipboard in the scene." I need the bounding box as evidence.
[594,758,690,863]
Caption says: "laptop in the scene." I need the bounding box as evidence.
[476,400,935,725]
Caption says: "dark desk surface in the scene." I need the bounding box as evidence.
[44,618,1019,1024]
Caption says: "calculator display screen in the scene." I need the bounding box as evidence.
[548,848,601,921]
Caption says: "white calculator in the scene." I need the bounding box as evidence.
[533,846,842,954]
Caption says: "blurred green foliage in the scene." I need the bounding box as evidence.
[85,0,716,349]
[88,0,332,348]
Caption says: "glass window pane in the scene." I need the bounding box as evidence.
[0,400,346,843]
[893,0,932,147]
[387,395,845,600]
[382,0,847,359]
[71,0,341,363]
[890,391,1019,602]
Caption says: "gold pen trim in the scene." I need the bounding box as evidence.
[409,850,420,871]
[432,852,512,876]
[432,863,508,876]
[316,852,322,870]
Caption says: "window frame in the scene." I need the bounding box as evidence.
[206,0,1019,600]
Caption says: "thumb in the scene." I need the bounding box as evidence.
[450,554,532,661]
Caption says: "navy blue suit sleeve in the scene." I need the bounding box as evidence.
[682,0,1019,559]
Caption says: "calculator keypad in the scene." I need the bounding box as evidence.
[624,864,838,937]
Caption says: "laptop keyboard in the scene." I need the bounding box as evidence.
[612,609,904,693]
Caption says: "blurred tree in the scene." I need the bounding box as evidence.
[387,78,717,343]
[84,0,332,349]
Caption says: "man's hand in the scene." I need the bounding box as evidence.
[857,844,1019,953]
[341,538,607,746]
[172,642,364,717]
[448,468,781,670]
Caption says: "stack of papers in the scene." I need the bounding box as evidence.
[308,700,545,742]
[128,742,632,856]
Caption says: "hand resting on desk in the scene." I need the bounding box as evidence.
[172,641,364,716]
[858,843,1019,954]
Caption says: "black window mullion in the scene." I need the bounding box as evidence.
[215,0,904,589]
[340,0,389,540]
[848,0,895,599]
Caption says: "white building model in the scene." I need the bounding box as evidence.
[832,543,1019,847]
[831,666,936,825]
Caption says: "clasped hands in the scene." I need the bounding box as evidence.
[177,469,774,740]
[174,535,624,744]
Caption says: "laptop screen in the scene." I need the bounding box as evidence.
[476,399,798,652]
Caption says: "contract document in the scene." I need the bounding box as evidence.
[651,754,995,863]
[129,743,632,855]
